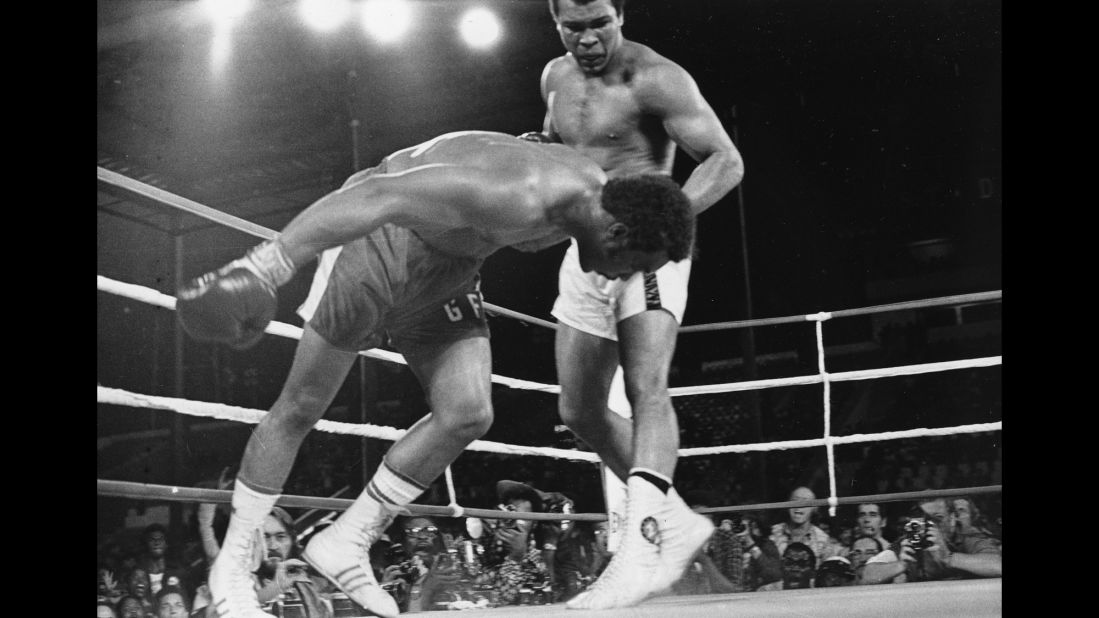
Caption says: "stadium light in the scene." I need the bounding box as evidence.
[360,0,414,44]
[299,0,353,33]
[458,7,501,49]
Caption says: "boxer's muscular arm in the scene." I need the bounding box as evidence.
[644,62,743,216]
[275,164,539,266]
[540,59,564,142]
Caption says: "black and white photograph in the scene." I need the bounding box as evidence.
[98,1,1002,616]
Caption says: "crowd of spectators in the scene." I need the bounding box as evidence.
[97,470,1001,616]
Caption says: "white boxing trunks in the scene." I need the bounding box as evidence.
[551,239,691,341]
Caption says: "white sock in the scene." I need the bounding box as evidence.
[340,460,427,530]
[231,478,280,524]
[626,474,665,516]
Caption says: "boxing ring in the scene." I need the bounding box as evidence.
[97,167,1002,616]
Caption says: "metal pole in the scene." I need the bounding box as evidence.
[346,67,376,489]
[171,224,188,532]
[730,105,766,499]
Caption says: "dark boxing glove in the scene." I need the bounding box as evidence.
[176,240,296,350]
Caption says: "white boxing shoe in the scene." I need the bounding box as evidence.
[658,490,716,585]
[301,505,399,618]
[567,479,670,610]
[209,522,274,618]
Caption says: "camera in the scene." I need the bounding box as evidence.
[394,560,418,582]
[903,518,933,551]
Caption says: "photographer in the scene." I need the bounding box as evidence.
[861,497,1001,585]
[378,515,464,612]
[480,481,552,605]
[915,497,1002,579]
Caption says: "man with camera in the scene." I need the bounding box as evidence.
[479,480,554,606]
[378,516,465,612]
[860,497,1002,584]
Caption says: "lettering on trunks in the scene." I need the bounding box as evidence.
[443,290,485,322]
[643,272,662,310]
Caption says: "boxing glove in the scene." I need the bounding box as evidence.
[176,240,296,350]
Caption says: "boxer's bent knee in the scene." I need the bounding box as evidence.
[268,388,335,435]
[434,400,494,442]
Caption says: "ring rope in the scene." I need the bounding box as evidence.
[100,271,1000,397]
[96,478,1001,519]
[98,385,999,458]
[679,423,1001,457]
[669,356,1002,396]
[97,385,601,462]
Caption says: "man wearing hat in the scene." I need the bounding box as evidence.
[480,480,556,605]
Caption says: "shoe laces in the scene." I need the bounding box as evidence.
[221,533,261,610]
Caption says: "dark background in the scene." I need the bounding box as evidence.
[98,0,1001,533]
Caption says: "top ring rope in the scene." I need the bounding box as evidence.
[97,275,999,397]
[98,166,555,330]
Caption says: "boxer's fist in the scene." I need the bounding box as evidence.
[176,266,277,350]
[176,241,296,350]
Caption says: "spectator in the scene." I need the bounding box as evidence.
[949,497,1001,552]
[848,536,885,583]
[532,489,576,595]
[834,522,855,549]
[480,480,551,606]
[858,536,915,585]
[97,602,119,618]
[769,487,846,561]
[154,585,190,618]
[122,567,155,617]
[379,515,463,612]
[115,595,147,618]
[915,497,1002,580]
[137,524,187,597]
[757,542,817,591]
[854,503,889,545]
[815,556,856,588]
[737,511,784,592]
[862,497,1002,584]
